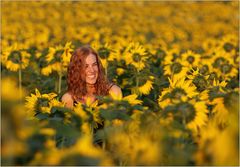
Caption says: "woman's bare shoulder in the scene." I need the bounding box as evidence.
[61,92,73,101]
[61,92,74,108]
[109,85,122,99]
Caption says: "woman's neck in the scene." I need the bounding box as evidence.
[86,84,96,95]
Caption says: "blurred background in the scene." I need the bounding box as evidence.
[1,1,239,166]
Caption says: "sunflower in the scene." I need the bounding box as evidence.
[41,42,73,76]
[186,68,210,92]
[1,44,31,72]
[132,76,154,96]
[162,99,209,133]
[181,50,201,68]
[219,34,238,56]
[210,50,238,80]
[108,44,123,62]
[199,57,214,75]
[209,97,229,126]
[122,94,143,105]
[74,100,102,129]
[184,100,209,132]
[163,47,180,66]
[123,42,148,71]
[158,77,198,109]
[116,67,125,76]
[25,89,58,118]
[163,58,189,80]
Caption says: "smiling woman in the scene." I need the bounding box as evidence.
[61,45,122,108]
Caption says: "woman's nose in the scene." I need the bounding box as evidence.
[87,66,94,73]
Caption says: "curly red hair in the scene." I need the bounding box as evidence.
[67,45,110,101]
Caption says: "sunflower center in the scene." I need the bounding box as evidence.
[193,76,208,91]
[133,53,141,62]
[187,55,195,64]
[213,57,227,68]
[200,65,209,75]
[55,50,64,62]
[177,102,196,124]
[223,42,234,52]
[224,92,238,112]
[209,72,218,81]
[220,64,232,74]
[172,88,186,99]
[36,97,49,113]
[8,51,22,64]
[98,47,110,59]
[171,62,182,74]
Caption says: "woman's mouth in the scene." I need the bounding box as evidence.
[87,74,96,79]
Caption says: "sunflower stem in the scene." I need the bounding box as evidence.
[58,72,62,94]
[182,112,186,126]
[91,123,94,136]
[102,140,106,150]
[105,54,108,78]
[19,65,22,99]
[136,68,139,95]
[61,136,65,148]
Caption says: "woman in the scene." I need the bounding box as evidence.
[61,45,122,108]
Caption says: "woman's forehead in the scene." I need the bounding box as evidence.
[85,53,97,64]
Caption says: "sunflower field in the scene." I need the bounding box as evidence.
[1,1,239,166]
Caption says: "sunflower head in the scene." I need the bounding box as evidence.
[1,45,31,71]
[123,42,148,71]
[220,34,238,55]
[187,68,209,92]
[97,44,111,59]
[223,42,234,53]
[171,62,182,74]
[164,59,189,80]
[181,50,201,67]
[212,56,228,68]
[175,102,196,125]
[25,89,58,117]
[192,76,208,92]
[158,77,198,109]
[162,100,208,132]
[43,42,73,75]
[211,51,237,80]
[199,64,210,75]
[131,76,154,96]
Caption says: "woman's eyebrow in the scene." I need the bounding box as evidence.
[86,61,97,65]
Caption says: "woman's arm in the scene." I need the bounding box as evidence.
[109,85,123,100]
[61,92,74,108]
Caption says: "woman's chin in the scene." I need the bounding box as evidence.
[86,80,97,85]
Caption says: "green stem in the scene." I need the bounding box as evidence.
[136,68,139,94]
[105,58,108,79]
[58,72,62,94]
[182,111,186,126]
[136,75,139,87]
[61,136,65,148]
[91,123,94,136]
[19,65,22,99]
[102,140,106,150]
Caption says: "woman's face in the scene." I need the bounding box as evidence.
[85,53,99,85]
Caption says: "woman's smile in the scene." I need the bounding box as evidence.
[87,74,96,79]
